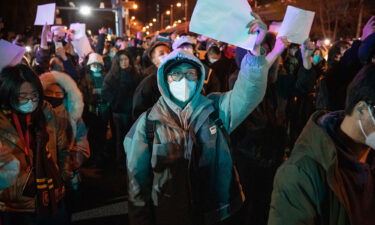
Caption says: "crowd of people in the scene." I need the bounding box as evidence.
[0,10,374,225]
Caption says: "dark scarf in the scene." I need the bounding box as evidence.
[34,127,64,215]
[12,112,64,215]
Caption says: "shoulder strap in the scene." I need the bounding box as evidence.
[145,108,156,153]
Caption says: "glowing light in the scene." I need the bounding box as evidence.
[25,46,32,53]
[178,20,182,23]
[166,25,171,29]
[131,16,135,20]
[146,31,150,35]
[133,22,137,25]
[176,2,182,7]
[149,23,153,26]
[80,6,92,16]
[153,18,157,22]
[132,4,138,9]
[146,25,149,29]
[324,39,331,46]
[166,10,171,15]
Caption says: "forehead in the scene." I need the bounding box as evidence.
[119,54,129,60]
[155,45,170,53]
[45,84,63,92]
[170,62,197,72]
[19,82,36,93]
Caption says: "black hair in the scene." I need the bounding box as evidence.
[345,64,375,115]
[0,64,44,111]
[328,40,350,66]
[107,50,135,76]
[0,64,47,129]
[207,45,221,55]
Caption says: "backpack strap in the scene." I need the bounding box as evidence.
[145,108,156,154]
[208,109,233,149]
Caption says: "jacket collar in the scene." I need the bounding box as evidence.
[294,110,353,214]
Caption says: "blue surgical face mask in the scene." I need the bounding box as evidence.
[313,55,321,64]
[109,52,116,59]
[15,100,38,114]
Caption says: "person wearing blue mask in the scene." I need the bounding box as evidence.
[0,64,72,225]
[79,53,111,167]
[124,12,279,225]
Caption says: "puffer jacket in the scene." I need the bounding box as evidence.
[125,49,268,225]
[0,103,71,212]
[40,71,90,169]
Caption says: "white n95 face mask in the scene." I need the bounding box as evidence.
[169,78,197,103]
[358,104,375,149]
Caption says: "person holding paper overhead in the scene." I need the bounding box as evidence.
[124,13,281,225]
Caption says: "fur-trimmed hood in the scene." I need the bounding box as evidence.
[39,71,84,122]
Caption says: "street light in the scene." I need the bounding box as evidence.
[149,23,153,26]
[131,16,135,20]
[152,18,157,22]
[166,10,171,15]
[133,4,138,9]
[176,2,182,7]
[80,6,92,16]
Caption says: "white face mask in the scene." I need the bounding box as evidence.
[358,105,375,149]
[169,78,197,103]
[209,58,218,64]
[90,65,102,73]
[15,100,38,114]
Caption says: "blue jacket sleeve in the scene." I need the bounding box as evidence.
[209,52,268,133]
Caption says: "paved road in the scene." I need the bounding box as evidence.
[70,161,129,225]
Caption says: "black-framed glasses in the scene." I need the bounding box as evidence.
[18,92,40,104]
[167,70,198,82]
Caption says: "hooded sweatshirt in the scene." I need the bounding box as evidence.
[124,49,268,225]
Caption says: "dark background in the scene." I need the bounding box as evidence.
[1,0,375,39]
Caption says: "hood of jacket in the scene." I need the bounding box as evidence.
[39,71,84,123]
[152,49,214,130]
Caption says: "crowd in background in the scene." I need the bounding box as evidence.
[0,12,374,225]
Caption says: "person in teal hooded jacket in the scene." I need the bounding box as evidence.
[124,13,287,225]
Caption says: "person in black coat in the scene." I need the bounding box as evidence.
[102,50,142,162]
[132,41,171,120]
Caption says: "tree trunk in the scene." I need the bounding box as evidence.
[356,0,365,38]
[319,1,327,38]
[333,15,339,40]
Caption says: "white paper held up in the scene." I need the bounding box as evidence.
[70,23,86,40]
[189,0,257,50]
[34,3,56,26]
[277,6,315,45]
[0,40,26,71]
[71,36,92,58]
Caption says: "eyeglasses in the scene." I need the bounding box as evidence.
[167,70,198,82]
[18,92,39,104]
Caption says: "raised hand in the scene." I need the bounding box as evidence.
[266,36,290,66]
[362,16,375,41]
[301,39,315,69]
[41,23,51,49]
[246,12,267,56]
[99,27,108,35]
